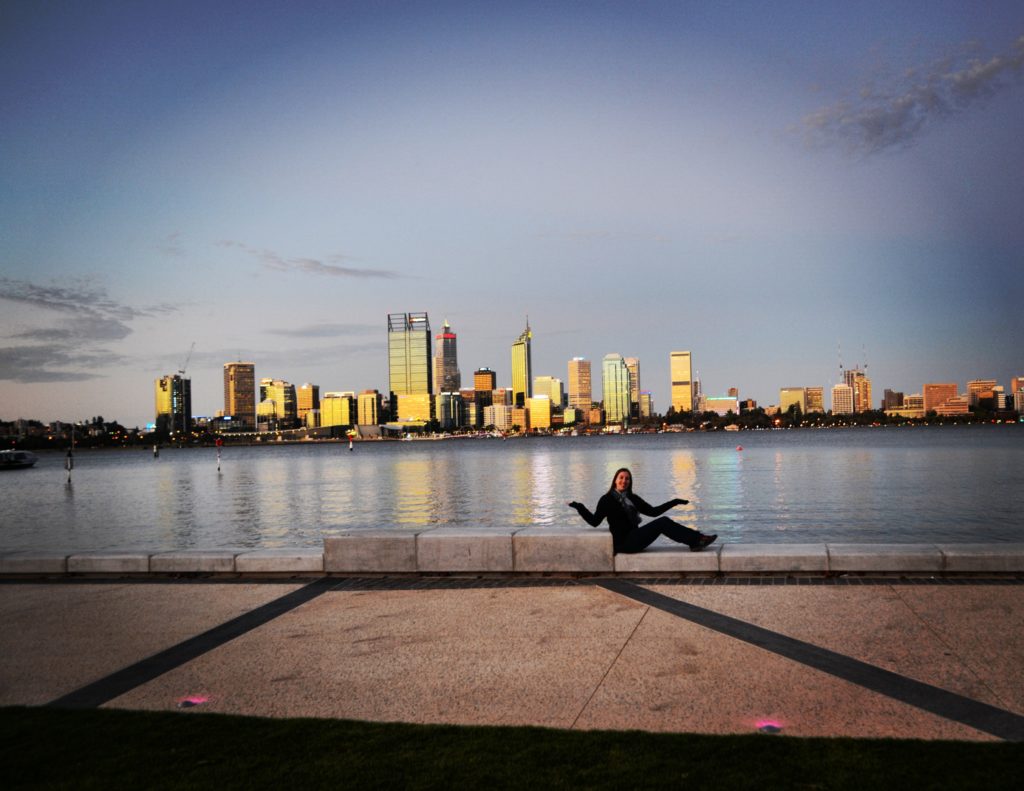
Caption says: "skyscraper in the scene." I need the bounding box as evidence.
[625,357,640,417]
[923,383,958,413]
[567,357,591,412]
[670,351,693,413]
[533,375,564,406]
[259,378,298,428]
[223,362,256,429]
[296,383,320,423]
[831,383,854,415]
[602,353,631,425]
[155,374,192,435]
[511,320,532,407]
[843,367,872,412]
[433,319,461,394]
[388,312,432,420]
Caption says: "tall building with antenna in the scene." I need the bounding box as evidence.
[433,319,461,394]
[511,319,532,408]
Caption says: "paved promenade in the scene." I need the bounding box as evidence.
[3,576,1023,742]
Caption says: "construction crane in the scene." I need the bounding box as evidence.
[178,341,195,377]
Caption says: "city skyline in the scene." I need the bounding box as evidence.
[2,2,1023,427]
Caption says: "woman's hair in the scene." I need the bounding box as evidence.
[607,467,633,494]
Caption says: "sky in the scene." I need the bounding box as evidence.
[2,0,1023,428]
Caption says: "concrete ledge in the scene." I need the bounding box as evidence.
[938,543,1024,573]
[827,543,943,573]
[150,549,240,573]
[236,548,324,573]
[614,545,720,573]
[513,527,613,572]
[417,527,516,572]
[67,551,151,574]
[324,530,422,573]
[0,551,69,574]
[721,543,829,573]
[4,541,1024,577]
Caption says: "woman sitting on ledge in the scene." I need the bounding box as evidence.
[568,467,717,554]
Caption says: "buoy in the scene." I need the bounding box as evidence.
[736,445,743,451]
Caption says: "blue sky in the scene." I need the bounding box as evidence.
[2,1,1022,427]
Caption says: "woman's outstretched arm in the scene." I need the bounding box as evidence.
[632,494,688,518]
[568,498,605,527]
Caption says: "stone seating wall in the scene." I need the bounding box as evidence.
[2,529,1024,576]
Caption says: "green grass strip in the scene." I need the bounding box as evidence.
[4,706,1023,790]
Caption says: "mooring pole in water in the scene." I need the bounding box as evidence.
[65,448,73,483]
[216,437,223,472]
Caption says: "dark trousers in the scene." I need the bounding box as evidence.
[617,517,701,554]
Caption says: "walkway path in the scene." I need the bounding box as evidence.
[2,577,1023,741]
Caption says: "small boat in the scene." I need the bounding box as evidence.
[0,450,39,469]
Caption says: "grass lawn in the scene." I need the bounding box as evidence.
[3,706,1022,789]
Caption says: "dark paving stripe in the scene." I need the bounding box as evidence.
[46,577,339,710]
[599,579,1024,742]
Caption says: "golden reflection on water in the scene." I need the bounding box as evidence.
[393,456,434,525]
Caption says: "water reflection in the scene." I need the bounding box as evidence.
[2,429,1022,552]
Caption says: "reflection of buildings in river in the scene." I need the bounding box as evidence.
[509,453,534,525]
[154,460,197,546]
[392,456,434,524]
[529,450,557,524]
[669,449,697,506]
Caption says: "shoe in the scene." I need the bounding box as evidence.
[690,533,718,552]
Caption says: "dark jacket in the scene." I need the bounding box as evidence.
[571,492,681,553]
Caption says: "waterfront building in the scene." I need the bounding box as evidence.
[805,387,824,412]
[779,387,807,414]
[704,396,739,416]
[602,353,631,425]
[882,389,904,410]
[831,383,854,415]
[589,406,605,425]
[625,357,640,415]
[567,357,592,413]
[639,391,652,418]
[511,405,530,432]
[296,383,320,424]
[484,403,513,431]
[259,378,298,428]
[923,383,959,413]
[935,396,969,415]
[474,367,497,391]
[563,407,581,425]
[967,379,998,408]
[433,320,461,394]
[843,367,872,412]
[1016,390,1024,413]
[436,392,464,430]
[357,390,382,426]
[321,392,355,428]
[527,395,552,430]
[1012,376,1024,395]
[904,394,924,410]
[533,375,564,407]
[223,361,256,429]
[397,393,433,423]
[155,374,191,435]
[388,312,432,420]
[511,320,532,407]
[492,387,513,406]
[670,351,694,413]
[740,398,757,411]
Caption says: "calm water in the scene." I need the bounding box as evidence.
[2,425,1022,552]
